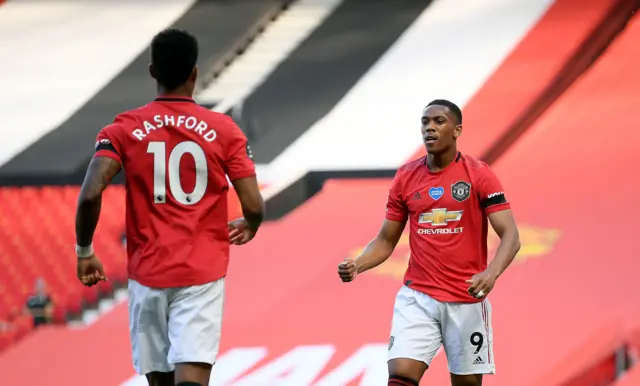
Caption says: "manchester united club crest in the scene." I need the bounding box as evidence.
[451,181,471,202]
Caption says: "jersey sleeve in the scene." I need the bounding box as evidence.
[94,122,125,165]
[385,169,408,222]
[223,117,256,181]
[477,165,511,215]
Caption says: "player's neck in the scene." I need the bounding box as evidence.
[426,149,458,172]
[157,85,194,99]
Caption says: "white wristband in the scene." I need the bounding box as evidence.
[75,243,94,258]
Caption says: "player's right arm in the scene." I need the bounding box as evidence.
[338,218,406,282]
[338,169,408,282]
[75,123,124,286]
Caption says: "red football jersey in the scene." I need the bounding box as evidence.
[385,152,510,302]
[94,96,255,288]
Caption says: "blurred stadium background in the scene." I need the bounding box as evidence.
[0,0,639,385]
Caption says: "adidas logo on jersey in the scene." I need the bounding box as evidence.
[473,356,484,365]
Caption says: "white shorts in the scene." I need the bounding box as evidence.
[388,286,495,375]
[128,278,225,375]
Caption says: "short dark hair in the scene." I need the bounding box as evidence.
[150,29,199,90]
[426,99,462,124]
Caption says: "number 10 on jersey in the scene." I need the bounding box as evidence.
[147,141,208,205]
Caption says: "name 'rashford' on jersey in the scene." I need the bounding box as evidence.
[385,152,510,303]
[93,96,255,288]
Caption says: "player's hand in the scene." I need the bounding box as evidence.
[338,259,358,282]
[228,218,256,245]
[466,269,498,298]
[76,254,108,287]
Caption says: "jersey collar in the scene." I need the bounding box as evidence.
[154,96,196,103]
[423,151,463,166]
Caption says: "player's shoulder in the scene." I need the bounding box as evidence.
[98,104,157,143]
[97,110,140,138]
[110,105,149,128]
[390,156,426,190]
[459,153,493,173]
[398,155,427,174]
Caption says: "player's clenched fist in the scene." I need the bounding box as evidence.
[465,269,498,298]
[76,254,108,287]
[338,259,358,282]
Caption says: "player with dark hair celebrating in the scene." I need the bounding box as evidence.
[338,100,520,386]
[74,29,264,386]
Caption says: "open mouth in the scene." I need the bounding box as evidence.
[424,136,437,144]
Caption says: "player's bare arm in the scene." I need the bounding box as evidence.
[229,175,265,245]
[467,209,520,297]
[486,209,521,276]
[74,156,121,286]
[338,218,406,282]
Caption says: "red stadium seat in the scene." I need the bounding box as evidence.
[0,183,250,350]
[0,186,126,346]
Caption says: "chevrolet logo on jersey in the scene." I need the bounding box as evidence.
[419,208,463,226]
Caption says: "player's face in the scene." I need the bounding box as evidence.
[420,105,462,154]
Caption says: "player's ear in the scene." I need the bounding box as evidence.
[190,65,198,83]
[149,64,157,81]
[453,124,463,139]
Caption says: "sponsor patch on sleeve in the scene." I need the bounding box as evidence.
[483,191,507,207]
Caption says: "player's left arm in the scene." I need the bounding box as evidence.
[467,165,521,298]
[486,209,521,278]
[75,156,122,246]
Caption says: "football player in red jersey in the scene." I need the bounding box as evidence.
[74,29,264,386]
[338,100,520,386]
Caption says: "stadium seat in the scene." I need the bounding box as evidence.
[0,186,127,339]
[0,183,253,349]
